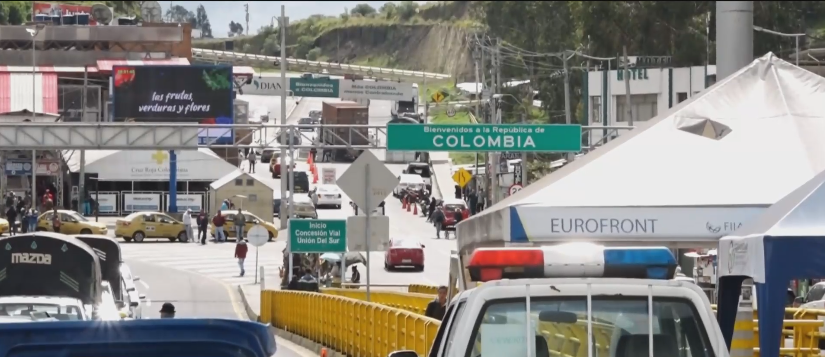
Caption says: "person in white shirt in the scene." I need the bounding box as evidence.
[238,150,246,171]
[182,209,193,243]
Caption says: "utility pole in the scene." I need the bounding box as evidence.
[278,6,288,229]
[244,3,250,36]
[520,112,527,185]
[479,35,490,208]
[79,67,88,213]
[489,38,501,205]
[622,46,633,126]
[472,42,481,191]
[562,50,572,125]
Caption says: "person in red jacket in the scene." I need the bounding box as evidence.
[234,239,248,277]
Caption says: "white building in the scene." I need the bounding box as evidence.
[584,65,717,145]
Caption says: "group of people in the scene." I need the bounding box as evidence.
[238,149,258,174]
[3,192,39,235]
[179,207,247,245]
[425,198,468,240]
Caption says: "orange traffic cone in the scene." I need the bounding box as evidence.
[402,196,407,209]
[307,154,314,165]
[413,202,418,215]
[321,348,328,357]
[406,198,411,212]
[312,171,319,184]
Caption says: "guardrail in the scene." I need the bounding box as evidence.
[321,288,433,316]
[261,290,440,357]
[191,48,451,80]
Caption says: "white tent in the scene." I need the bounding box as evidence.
[64,149,236,182]
[459,53,825,252]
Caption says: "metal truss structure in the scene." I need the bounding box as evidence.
[191,48,451,80]
[0,123,387,150]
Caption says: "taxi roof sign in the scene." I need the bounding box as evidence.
[0,318,276,357]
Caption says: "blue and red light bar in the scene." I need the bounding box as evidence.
[467,244,677,282]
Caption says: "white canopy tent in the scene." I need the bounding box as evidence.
[459,53,825,253]
[64,149,237,181]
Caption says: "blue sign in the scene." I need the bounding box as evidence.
[5,160,34,175]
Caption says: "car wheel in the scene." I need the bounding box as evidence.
[268,231,274,242]
[80,228,92,235]
[177,231,188,243]
[123,236,133,242]
[336,205,341,209]
[415,265,424,272]
[133,231,145,243]
[168,237,178,242]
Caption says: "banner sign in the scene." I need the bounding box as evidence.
[339,80,414,101]
[112,65,234,121]
[240,77,286,96]
[123,193,161,212]
[165,194,203,212]
[94,193,118,213]
[4,159,60,176]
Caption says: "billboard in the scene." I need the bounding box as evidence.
[112,65,234,121]
[240,77,286,96]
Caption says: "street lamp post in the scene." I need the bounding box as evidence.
[27,24,44,209]
[753,25,805,66]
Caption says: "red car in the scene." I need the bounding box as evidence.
[270,158,296,178]
[384,239,425,271]
[438,199,469,231]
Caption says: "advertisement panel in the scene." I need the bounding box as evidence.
[339,80,414,101]
[165,194,203,212]
[94,193,118,214]
[240,77,286,96]
[96,150,235,182]
[4,159,61,176]
[33,2,100,25]
[123,193,161,212]
[112,65,234,121]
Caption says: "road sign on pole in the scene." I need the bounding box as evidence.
[447,106,456,117]
[288,219,347,253]
[452,167,472,188]
[289,78,340,97]
[508,184,523,196]
[322,167,336,184]
[431,91,445,103]
[386,124,582,152]
[247,225,269,284]
[335,150,398,301]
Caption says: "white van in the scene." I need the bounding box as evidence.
[392,174,426,197]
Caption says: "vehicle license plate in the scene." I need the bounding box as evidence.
[402,259,412,263]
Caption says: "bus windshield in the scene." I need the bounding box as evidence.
[466,297,714,357]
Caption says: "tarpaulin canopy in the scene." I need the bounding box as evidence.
[717,165,825,357]
[458,53,825,253]
[0,318,276,357]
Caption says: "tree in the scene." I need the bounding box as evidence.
[261,35,280,56]
[8,5,22,25]
[307,47,322,61]
[0,3,8,25]
[229,21,244,36]
[195,5,213,38]
[165,4,192,23]
[379,2,397,19]
[396,1,419,21]
[351,4,377,17]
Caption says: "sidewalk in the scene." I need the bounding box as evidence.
[238,283,328,357]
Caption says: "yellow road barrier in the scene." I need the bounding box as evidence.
[321,288,433,315]
[407,284,439,295]
[261,290,441,357]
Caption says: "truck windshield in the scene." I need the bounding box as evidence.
[465,297,713,357]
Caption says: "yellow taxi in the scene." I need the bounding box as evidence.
[210,210,278,242]
[114,211,189,243]
[37,209,108,235]
[0,218,8,235]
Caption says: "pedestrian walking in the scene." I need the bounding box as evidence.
[159,303,176,318]
[18,206,27,233]
[51,208,61,233]
[234,208,246,240]
[212,211,226,242]
[182,209,193,243]
[425,286,448,321]
[234,239,248,277]
[432,206,445,239]
[247,151,257,173]
[6,206,17,235]
[27,208,38,233]
[197,211,208,245]
[468,189,478,216]
[238,150,246,171]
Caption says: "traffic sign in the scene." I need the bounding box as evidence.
[346,216,391,251]
[452,168,472,188]
[322,167,336,184]
[446,106,456,117]
[246,225,269,247]
[508,184,523,196]
[386,124,583,152]
[289,219,347,253]
[431,91,445,103]
[289,78,340,98]
[336,150,398,212]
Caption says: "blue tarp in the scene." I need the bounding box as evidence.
[0,319,276,357]
[718,167,825,357]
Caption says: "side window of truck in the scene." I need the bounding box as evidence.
[428,301,467,357]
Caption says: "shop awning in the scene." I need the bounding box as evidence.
[68,149,237,182]
[95,58,190,73]
[458,53,825,251]
[0,73,58,115]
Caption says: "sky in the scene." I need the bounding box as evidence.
[159,1,429,38]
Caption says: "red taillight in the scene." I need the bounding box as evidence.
[119,221,130,227]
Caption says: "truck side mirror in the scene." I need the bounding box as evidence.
[388,351,418,357]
